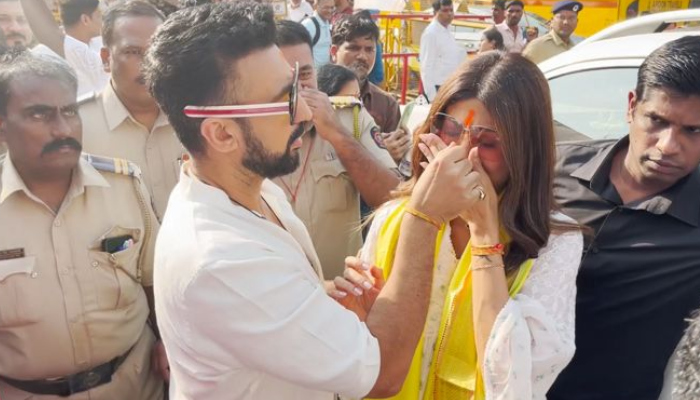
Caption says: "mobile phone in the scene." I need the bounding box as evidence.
[101,235,134,254]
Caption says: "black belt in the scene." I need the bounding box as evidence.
[0,349,131,397]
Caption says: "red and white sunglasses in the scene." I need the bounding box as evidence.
[183,62,300,125]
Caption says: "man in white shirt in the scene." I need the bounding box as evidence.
[419,0,466,102]
[21,0,109,96]
[144,2,479,399]
[302,0,334,68]
[287,0,314,22]
[496,0,526,53]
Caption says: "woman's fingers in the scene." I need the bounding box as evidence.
[343,267,374,294]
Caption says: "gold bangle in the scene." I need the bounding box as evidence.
[471,263,505,271]
[405,207,442,229]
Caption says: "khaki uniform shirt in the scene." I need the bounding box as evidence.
[272,106,396,278]
[523,30,576,64]
[0,155,162,400]
[79,83,185,221]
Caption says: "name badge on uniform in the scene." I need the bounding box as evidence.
[0,248,25,261]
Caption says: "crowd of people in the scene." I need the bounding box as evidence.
[0,0,699,399]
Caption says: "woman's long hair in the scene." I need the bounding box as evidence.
[396,51,576,272]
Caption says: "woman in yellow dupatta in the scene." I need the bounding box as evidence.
[330,52,583,399]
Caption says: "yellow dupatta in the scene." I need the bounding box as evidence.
[369,200,534,400]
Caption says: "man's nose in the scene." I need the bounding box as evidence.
[7,18,22,32]
[51,114,74,138]
[656,127,682,156]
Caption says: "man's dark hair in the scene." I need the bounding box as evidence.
[143,2,276,155]
[60,0,100,27]
[635,36,700,102]
[331,10,379,46]
[145,0,179,16]
[432,0,452,12]
[0,51,77,115]
[102,1,165,47]
[180,0,212,8]
[276,20,312,51]
[317,63,358,96]
[493,0,506,9]
[505,0,524,8]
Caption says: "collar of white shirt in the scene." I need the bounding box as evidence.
[177,163,325,280]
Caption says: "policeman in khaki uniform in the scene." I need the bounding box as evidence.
[79,87,184,222]
[0,53,164,399]
[523,0,583,64]
[273,99,397,278]
[78,1,183,221]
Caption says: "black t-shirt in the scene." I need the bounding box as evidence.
[549,137,700,400]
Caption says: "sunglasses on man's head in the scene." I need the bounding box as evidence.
[183,62,300,125]
[430,112,503,161]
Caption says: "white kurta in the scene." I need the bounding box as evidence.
[32,35,109,96]
[361,201,583,399]
[154,165,381,400]
[419,19,467,102]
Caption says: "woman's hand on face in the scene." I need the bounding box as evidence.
[417,134,500,237]
[461,147,500,243]
[326,256,385,322]
[416,133,447,169]
[410,135,483,225]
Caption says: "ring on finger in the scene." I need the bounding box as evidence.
[475,186,486,201]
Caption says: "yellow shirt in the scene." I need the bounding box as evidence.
[272,106,396,279]
[0,155,162,400]
[522,30,576,64]
[79,83,186,221]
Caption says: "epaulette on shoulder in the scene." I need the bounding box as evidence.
[329,96,363,110]
[82,153,142,178]
[77,91,97,106]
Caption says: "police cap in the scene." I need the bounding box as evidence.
[552,0,583,14]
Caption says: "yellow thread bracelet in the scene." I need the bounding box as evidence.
[405,207,442,229]
[471,263,505,271]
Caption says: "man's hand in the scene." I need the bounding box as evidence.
[151,340,170,382]
[299,89,343,141]
[382,128,411,163]
[326,257,385,321]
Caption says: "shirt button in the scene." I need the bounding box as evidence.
[92,261,99,268]
[54,218,62,227]
[30,272,38,278]
[591,246,599,254]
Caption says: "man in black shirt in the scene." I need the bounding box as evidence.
[549,36,700,400]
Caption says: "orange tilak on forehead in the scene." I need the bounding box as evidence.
[464,109,475,128]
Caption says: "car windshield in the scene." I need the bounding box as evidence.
[549,67,639,140]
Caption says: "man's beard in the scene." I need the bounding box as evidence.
[349,60,371,81]
[241,122,307,179]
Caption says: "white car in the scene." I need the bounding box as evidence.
[539,30,700,141]
[578,9,700,47]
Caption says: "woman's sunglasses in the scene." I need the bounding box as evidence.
[430,112,502,161]
[183,62,300,125]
